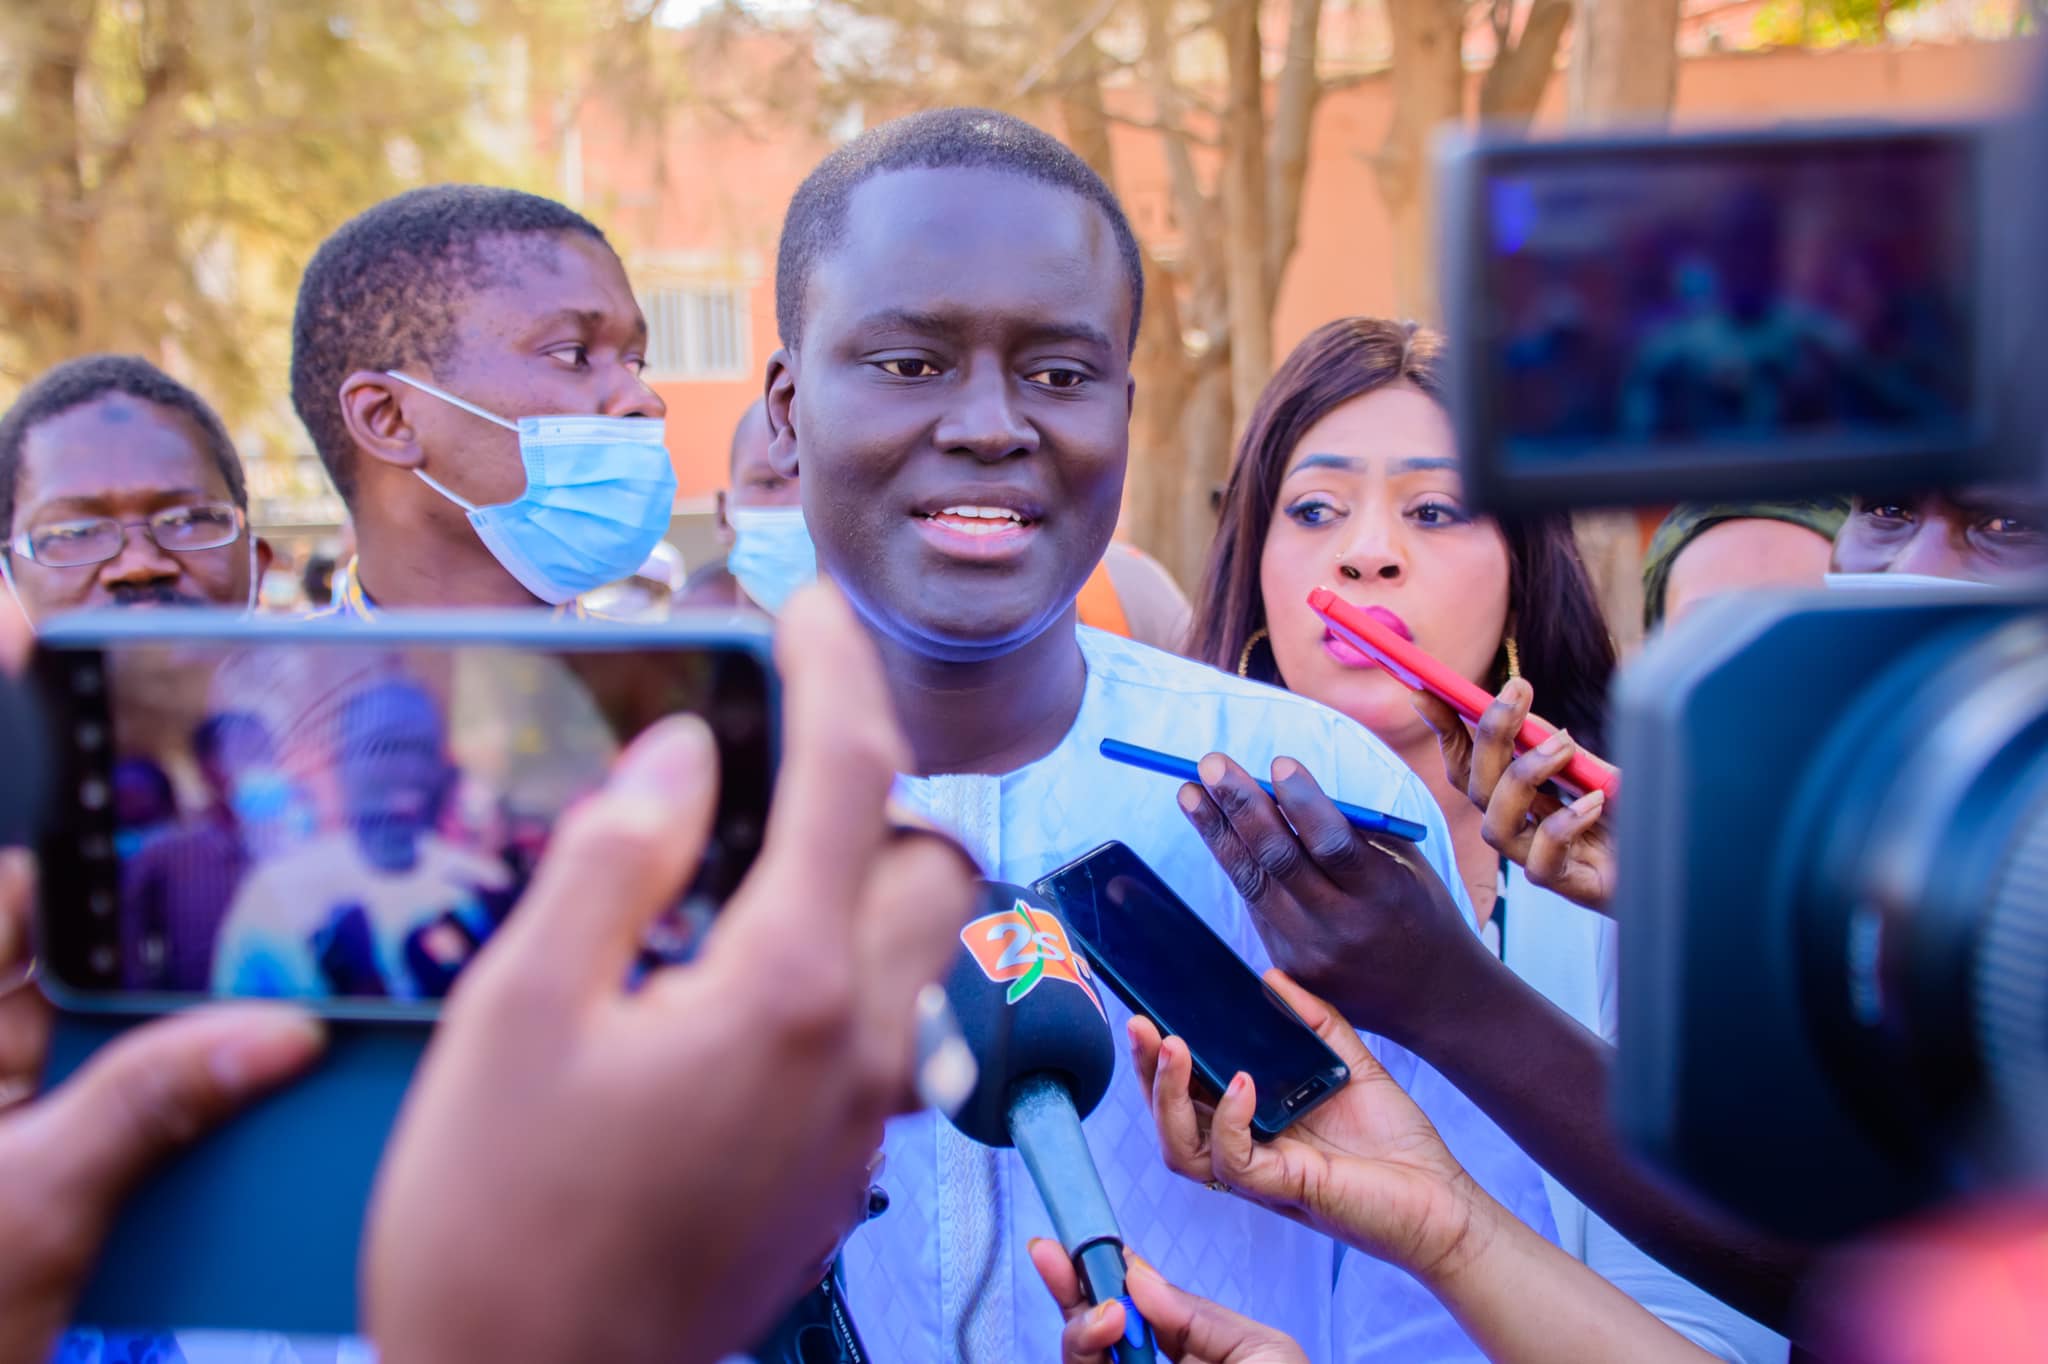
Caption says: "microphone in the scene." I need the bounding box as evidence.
[942,881,1159,1364]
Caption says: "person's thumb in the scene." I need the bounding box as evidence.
[1126,1252,1302,1362]
[11,1004,323,1225]
[1410,692,1475,790]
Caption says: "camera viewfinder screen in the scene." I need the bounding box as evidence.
[36,638,772,1003]
[1481,133,1978,468]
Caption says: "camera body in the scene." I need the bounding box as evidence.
[1612,589,2048,1240]
[1439,95,2048,1239]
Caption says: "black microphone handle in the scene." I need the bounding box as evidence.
[1006,1073,1160,1364]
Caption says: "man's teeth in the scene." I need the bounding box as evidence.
[931,505,1027,535]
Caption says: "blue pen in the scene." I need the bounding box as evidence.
[1099,738,1428,843]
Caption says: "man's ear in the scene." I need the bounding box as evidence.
[255,536,276,582]
[713,489,733,542]
[764,350,799,480]
[340,372,426,472]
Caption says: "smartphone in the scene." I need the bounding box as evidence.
[1310,587,1621,803]
[1032,841,1348,1141]
[28,609,779,1333]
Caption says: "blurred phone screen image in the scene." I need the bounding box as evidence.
[36,632,774,1005]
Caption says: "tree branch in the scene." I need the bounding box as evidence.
[1101,109,1222,147]
[1263,0,1323,298]
[1478,0,1571,122]
[1014,0,1122,98]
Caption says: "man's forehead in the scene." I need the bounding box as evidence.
[458,233,640,331]
[18,395,222,506]
[814,167,1128,337]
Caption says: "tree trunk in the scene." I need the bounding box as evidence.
[1375,0,1464,323]
[23,0,95,352]
[1218,0,1272,430]
[1567,0,1684,651]
[1570,0,1681,123]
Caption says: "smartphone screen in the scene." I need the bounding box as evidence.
[1034,841,1348,1138]
[30,613,776,1009]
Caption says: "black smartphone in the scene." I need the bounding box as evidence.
[26,609,778,1332]
[1033,841,1348,1141]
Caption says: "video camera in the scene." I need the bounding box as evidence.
[1438,86,2048,1242]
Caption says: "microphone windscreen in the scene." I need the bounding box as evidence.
[941,881,1117,1147]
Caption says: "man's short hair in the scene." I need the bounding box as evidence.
[775,108,1145,355]
[0,354,247,538]
[290,185,609,503]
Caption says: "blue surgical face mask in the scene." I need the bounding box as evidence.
[727,505,818,614]
[386,372,678,604]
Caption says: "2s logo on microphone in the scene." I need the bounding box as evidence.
[963,900,1106,1018]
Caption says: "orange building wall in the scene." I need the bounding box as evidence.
[566,37,2029,505]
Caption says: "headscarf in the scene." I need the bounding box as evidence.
[1642,497,1851,629]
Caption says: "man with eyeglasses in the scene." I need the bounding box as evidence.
[0,354,265,625]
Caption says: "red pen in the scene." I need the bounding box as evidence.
[1308,586,1621,803]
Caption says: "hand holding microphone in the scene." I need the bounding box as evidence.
[1031,1239,1308,1364]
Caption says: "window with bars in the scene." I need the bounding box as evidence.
[641,282,750,380]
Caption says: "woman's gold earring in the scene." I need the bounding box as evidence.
[1504,632,1523,681]
[1237,627,1270,679]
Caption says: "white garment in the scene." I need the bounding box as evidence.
[1497,863,1787,1364]
[210,831,510,999]
[849,628,1560,1363]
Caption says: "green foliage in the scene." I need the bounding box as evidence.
[1752,0,1934,47]
[0,0,595,438]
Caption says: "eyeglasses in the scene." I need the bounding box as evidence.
[9,502,246,568]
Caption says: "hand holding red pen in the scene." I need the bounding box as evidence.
[1415,680,1619,916]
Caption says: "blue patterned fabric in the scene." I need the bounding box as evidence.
[848,627,1559,1363]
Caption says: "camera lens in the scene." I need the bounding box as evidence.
[1795,613,2048,1184]
[79,778,108,811]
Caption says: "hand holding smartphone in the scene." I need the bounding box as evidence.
[1309,587,1621,802]
[28,611,779,1332]
[1033,841,1348,1141]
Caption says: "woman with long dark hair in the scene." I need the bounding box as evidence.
[1187,318,1783,1362]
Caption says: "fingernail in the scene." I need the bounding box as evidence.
[1177,784,1203,815]
[210,1012,326,1091]
[1125,1250,1163,1287]
[1570,789,1606,816]
[1537,729,1571,757]
[1506,678,1534,705]
[1227,1072,1249,1096]
[1272,756,1302,783]
[612,714,715,796]
[1026,1236,1051,1254]
[1197,754,1225,787]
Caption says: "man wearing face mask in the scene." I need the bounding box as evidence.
[289,185,677,619]
[0,355,268,626]
[679,398,813,612]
